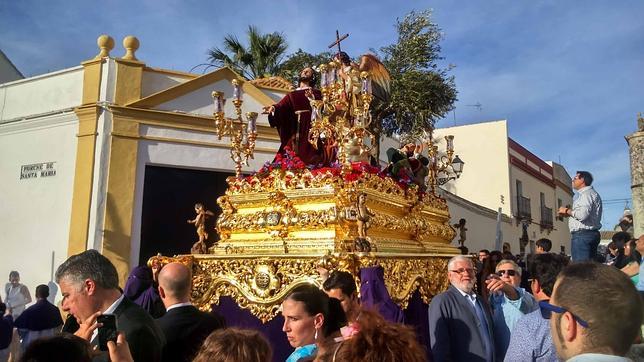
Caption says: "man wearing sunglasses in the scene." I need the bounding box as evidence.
[549,262,642,361]
[429,255,495,361]
[505,253,568,362]
[487,260,538,360]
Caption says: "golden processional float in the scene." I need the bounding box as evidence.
[150,46,465,323]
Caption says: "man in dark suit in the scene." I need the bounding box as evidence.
[429,255,495,361]
[55,249,165,362]
[14,284,63,350]
[156,262,224,362]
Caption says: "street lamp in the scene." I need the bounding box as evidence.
[427,134,465,189]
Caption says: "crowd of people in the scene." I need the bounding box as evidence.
[0,163,642,361]
[0,233,641,362]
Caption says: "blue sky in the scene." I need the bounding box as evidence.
[1,0,641,230]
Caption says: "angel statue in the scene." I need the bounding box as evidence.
[325,50,390,166]
[355,192,375,252]
[187,203,214,254]
[334,51,391,116]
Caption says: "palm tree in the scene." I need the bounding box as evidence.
[208,26,288,79]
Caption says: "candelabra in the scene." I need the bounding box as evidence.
[426,134,465,191]
[313,61,376,171]
[212,79,258,178]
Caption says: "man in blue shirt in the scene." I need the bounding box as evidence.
[487,259,538,360]
[505,253,569,362]
[558,171,602,262]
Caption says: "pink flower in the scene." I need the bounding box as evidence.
[340,323,360,339]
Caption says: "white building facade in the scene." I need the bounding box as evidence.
[434,121,573,254]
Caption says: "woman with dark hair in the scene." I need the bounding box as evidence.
[123,266,165,318]
[281,284,346,362]
[621,238,641,285]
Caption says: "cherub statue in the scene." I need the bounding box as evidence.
[355,192,375,252]
[187,203,214,254]
[452,218,467,247]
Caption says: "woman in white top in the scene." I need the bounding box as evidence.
[4,271,31,319]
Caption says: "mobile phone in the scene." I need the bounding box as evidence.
[97,314,117,351]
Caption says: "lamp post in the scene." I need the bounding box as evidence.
[212,79,258,178]
[426,134,465,191]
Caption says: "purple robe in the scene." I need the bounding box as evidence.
[268,88,329,166]
[360,266,405,323]
[123,266,163,317]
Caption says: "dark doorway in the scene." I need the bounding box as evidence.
[138,165,233,266]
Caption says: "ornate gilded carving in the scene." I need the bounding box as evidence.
[150,253,452,322]
[159,136,459,322]
[188,256,322,323]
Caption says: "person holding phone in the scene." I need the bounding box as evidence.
[55,250,165,362]
[486,259,538,360]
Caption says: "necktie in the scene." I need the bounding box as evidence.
[470,295,494,361]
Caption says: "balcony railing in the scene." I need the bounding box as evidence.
[540,206,553,229]
[517,195,531,220]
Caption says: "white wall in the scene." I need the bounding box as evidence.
[141,69,193,98]
[156,79,272,128]
[0,113,78,305]
[0,67,83,122]
[434,120,512,215]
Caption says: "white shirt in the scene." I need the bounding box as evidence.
[453,286,477,307]
[569,185,602,232]
[165,302,192,313]
[91,294,124,342]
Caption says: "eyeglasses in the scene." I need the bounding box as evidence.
[449,268,476,275]
[539,300,589,328]
[496,269,517,277]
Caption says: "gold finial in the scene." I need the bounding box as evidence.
[95,34,115,59]
[122,35,140,60]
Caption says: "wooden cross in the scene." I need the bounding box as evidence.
[328,30,349,53]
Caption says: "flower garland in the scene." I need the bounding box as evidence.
[244,147,422,194]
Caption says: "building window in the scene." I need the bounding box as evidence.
[540,192,553,229]
[516,180,531,220]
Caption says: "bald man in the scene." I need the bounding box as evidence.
[155,263,224,362]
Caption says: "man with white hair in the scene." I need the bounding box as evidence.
[429,255,495,361]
